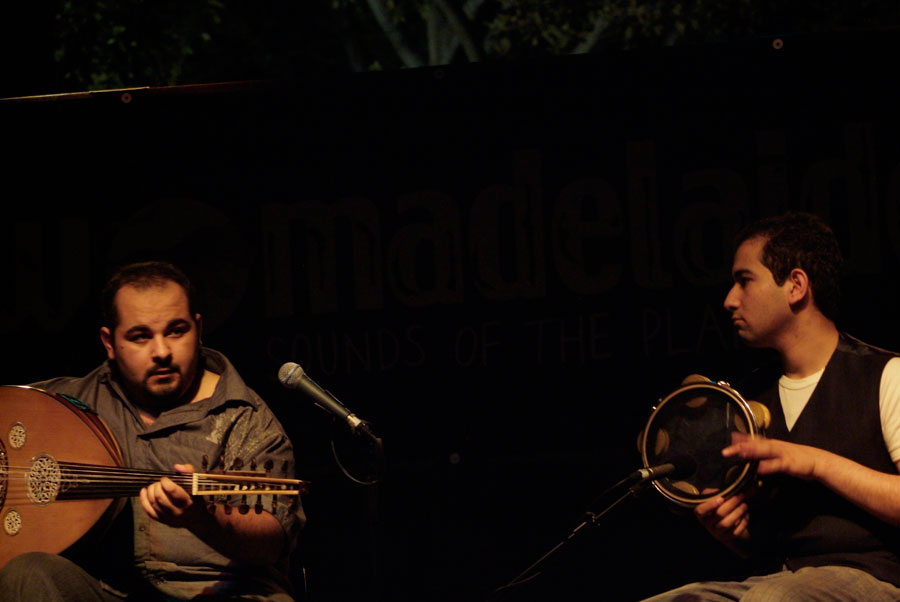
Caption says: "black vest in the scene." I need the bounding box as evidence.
[752,334,900,585]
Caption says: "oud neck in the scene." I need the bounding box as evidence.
[53,462,303,500]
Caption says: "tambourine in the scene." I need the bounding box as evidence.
[638,375,771,507]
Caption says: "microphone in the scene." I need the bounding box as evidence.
[278,362,367,433]
[630,454,697,483]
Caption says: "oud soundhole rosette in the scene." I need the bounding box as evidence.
[3,510,21,536]
[26,454,61,505]
[8,423,26,449]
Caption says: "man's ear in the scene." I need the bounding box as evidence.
[100,326,115,360]
[787,268,811,305]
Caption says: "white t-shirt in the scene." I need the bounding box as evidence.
[778,356,900,463]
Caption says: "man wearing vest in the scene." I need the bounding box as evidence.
[641,212,900,601]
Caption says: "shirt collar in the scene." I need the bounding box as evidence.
[99,347,259,429]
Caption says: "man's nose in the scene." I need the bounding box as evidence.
[723,285,739,311]
[150,335,172,362]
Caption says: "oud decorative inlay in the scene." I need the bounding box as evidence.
[3,510,21,536]
[8,423,25,449]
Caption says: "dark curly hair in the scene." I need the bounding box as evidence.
[101,261,199,331]
[735,211,843,322]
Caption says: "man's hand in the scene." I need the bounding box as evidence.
[138,462,287,564]
[694,433,820,551]
[719,432,900,528]
[695,491,751,556]
[139,463,203,528]
[723,433,820,480]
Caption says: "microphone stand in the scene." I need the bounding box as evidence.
[487,472,652,601]
[329,418,386,599]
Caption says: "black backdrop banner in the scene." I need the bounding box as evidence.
[4,33,900,601]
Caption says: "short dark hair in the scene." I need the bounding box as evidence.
[101,261,198,330]
[735,211,843,321]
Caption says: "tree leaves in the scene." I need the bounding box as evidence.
[46,0,900,90]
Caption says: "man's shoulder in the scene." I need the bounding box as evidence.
[202,347,268,410]
[837,332,900,361]
[30,362,111,400]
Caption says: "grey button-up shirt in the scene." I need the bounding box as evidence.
[34,348,305,600]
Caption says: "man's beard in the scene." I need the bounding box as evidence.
[138,354,201,409]
[143,369,183,399]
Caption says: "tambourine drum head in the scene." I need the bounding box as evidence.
[640,382,759,507]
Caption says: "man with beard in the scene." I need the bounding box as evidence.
[0,261,305,601]
[640,212,900,601]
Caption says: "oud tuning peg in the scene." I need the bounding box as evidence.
[219,455,226,470]
[205,500,216,515]
[281,461,290,474]
[202,455,209,471]
[223,500,233,515]
[232,458,244,471]
[255,495,264,514]
[239,495,250,515]
[271,496,278,514]
[250,459,257,471]
[264,460,274,473]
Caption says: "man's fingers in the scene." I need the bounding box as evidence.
[724,436,782,460]
[732,514,749,537]
[160,476,187,496]
[715,501,748,531]
[140,487,159,519]
[145,478,192,514]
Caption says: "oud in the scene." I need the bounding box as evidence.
[0,385,308,569]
